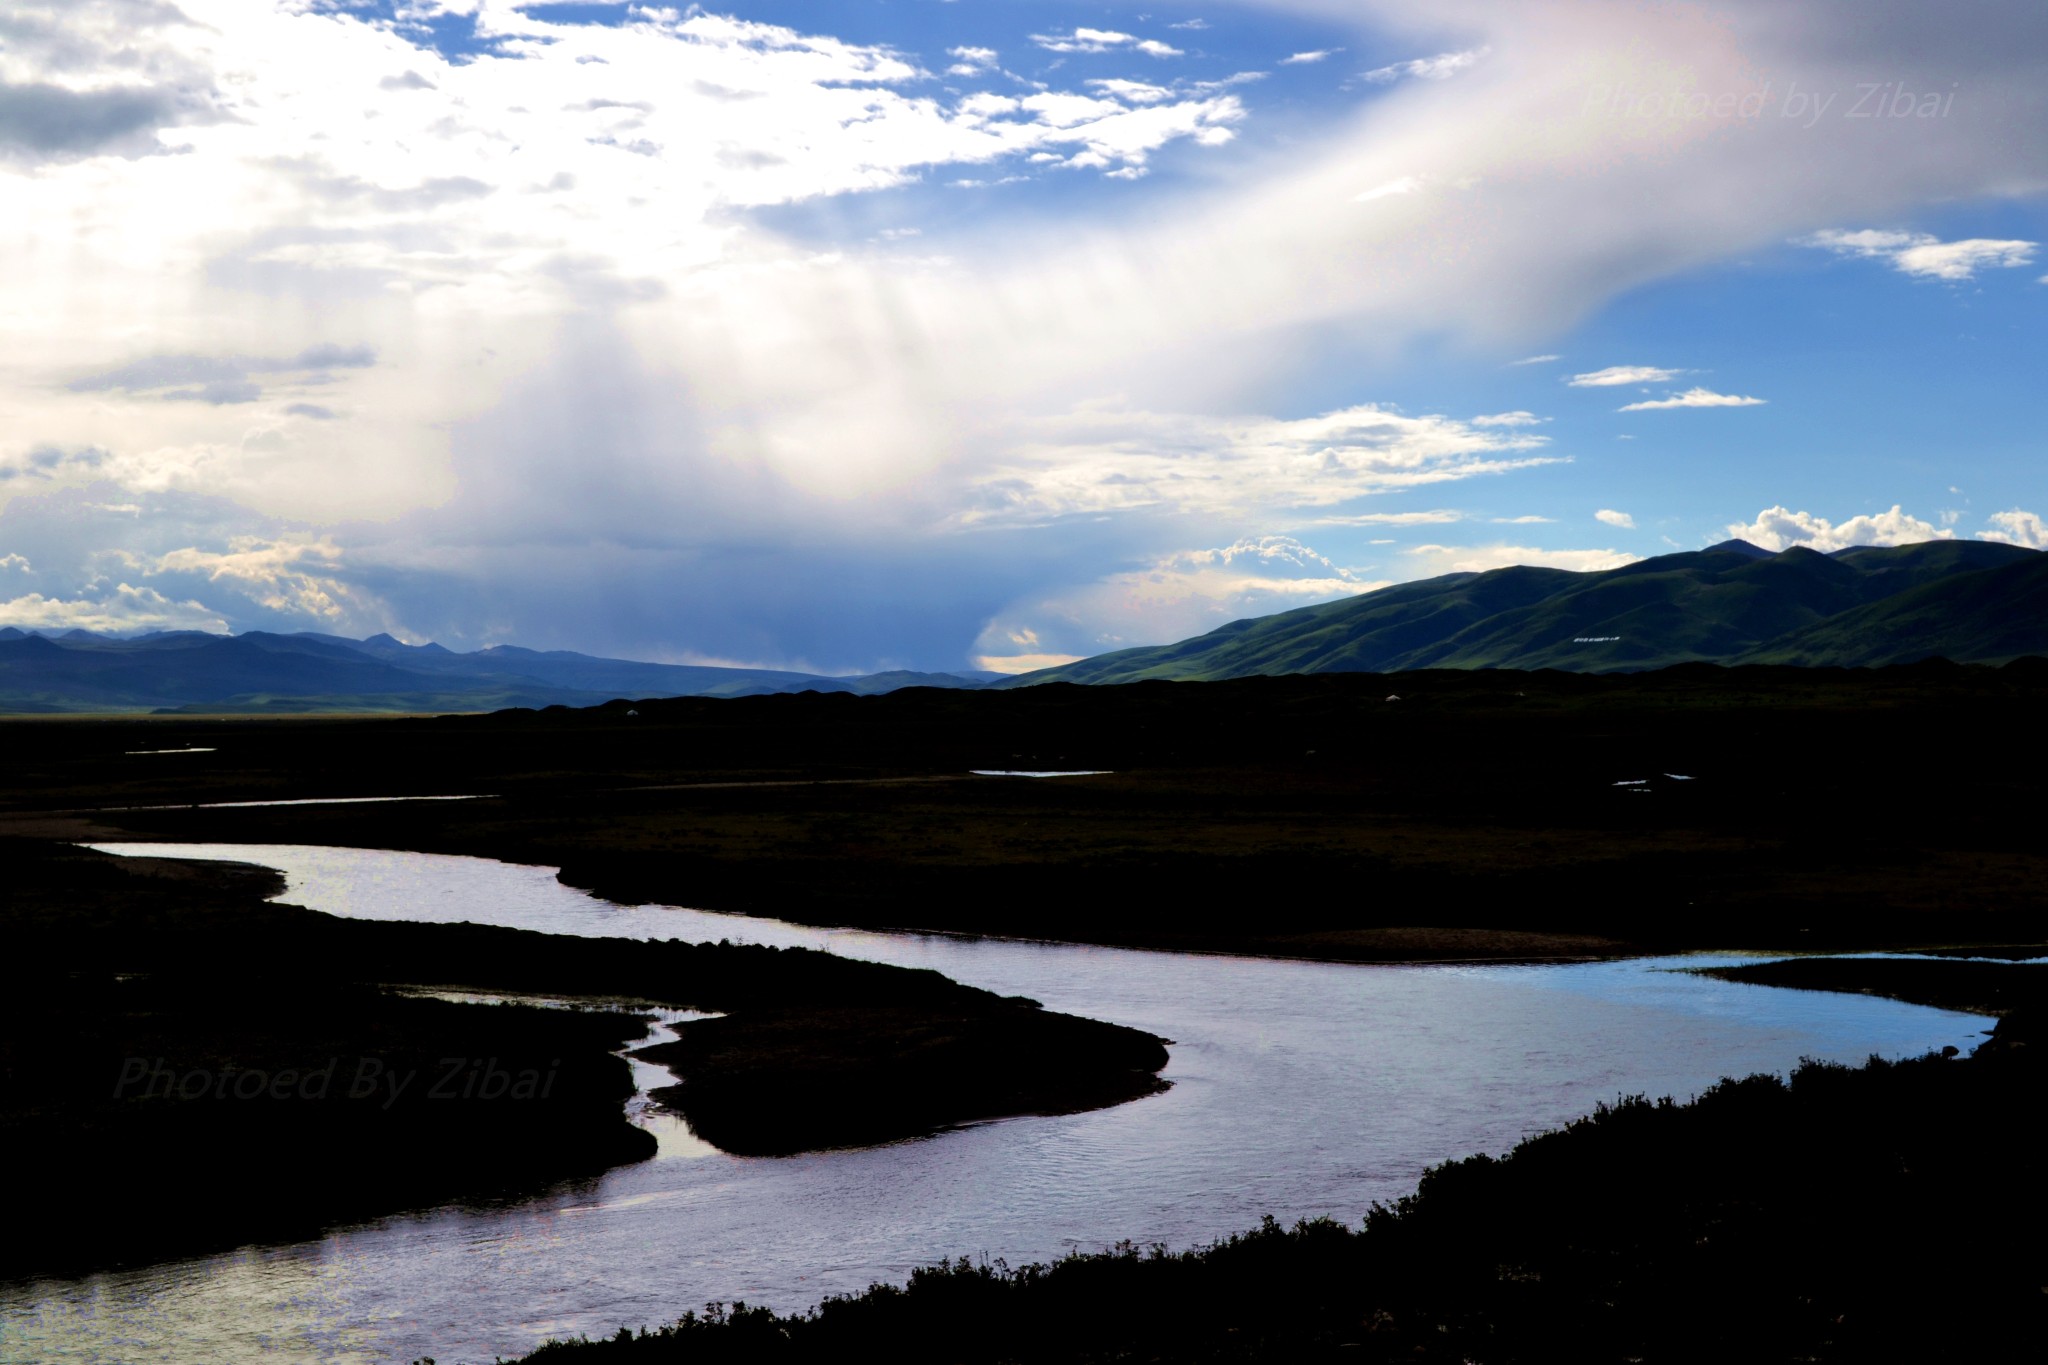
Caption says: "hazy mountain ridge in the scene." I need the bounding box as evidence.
[0,629,996,714]
[1002,540,2046,686]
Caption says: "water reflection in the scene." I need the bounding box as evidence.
[95,795,493,815]
[389,989,725,1162]
[0,842,1991,1365]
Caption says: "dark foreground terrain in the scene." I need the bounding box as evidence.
[638,1004,1167,1155]
[1700,955,2048,1016]
[9,661,2047,962]
[0,843,1167,1279]
[520,1009,2046,1363]
[6,664,2045,1297]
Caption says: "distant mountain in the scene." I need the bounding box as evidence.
[1001,540,2045,686]
[1742,550,2048,667]
[0,629,992,714]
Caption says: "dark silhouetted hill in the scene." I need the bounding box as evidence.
[0,628,993,714]
[1003,539,2042,685]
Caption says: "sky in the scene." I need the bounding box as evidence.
[1,0,2044,674]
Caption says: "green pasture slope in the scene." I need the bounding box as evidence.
[1005,539,2044,685]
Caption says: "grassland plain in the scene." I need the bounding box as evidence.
[12,662,2045,962]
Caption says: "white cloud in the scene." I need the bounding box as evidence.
[1888,238,2035,279]
[1027,88,1246,155]
[1983,508,2048,549]
[1309,509,1465,526]
[1087,79,1175,105]
[0,584,226,634]
[1727,505,1950,552]
[1802,228,2038,280]
[1471,411,1546,427]
[971,623,1086,674]
[947,47,998,68]
[973,535,1383,666]
[1595,508,1635,528]
[1,2,1255,532]
[1364,48,1487,83]
[962,403,1560,524]
[1618,387,1766,411]
[1568,365,1682,387]
[974,651,1086,675]
[1492,515,1555,524]
[1404,543,1637,575]
[148,535,389,624]
[1353,175,1422,201]
[1510,354,1561,366]
[0,553,32,573]
[1032,30,1182,58]
[1167,536,1372,587]
[1168,20,1209,31]
[1283,50,1342,65]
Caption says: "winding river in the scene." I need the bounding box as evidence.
[0,843,1990,1365]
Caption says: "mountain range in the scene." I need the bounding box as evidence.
[7,539,2042,712]
[1002,539,2048,686]
[0,629,995,715]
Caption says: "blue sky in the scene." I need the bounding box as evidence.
[2,0,2044,671]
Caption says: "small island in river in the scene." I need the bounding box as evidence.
[0,840,1171,1280]
[514,1000,2048,1363]
[516,950,2048,1363]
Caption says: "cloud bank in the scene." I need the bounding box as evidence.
[1,0,2045,664]
[1722,503,2048,556]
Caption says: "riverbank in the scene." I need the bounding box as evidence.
[3,970,656,1282]
[518,1014,2047,1363]
[9,665,2046,963]
[1697,955,2048,1016]
[3,841,1998,1361]
[1,842,1170,1279]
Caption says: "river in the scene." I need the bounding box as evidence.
[0,842,1990,1365]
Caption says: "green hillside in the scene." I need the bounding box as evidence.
[1741,551,2048,667]
[1003,540,2043,685]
